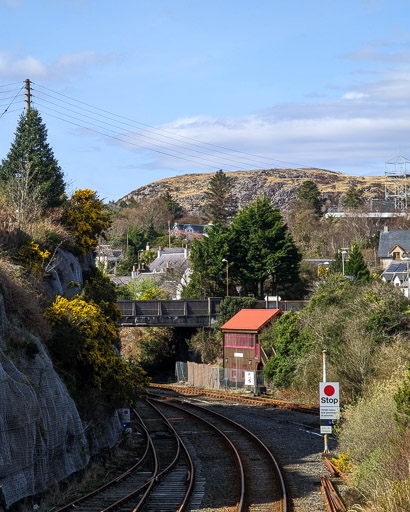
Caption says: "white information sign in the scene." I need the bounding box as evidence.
[234,352,244,358]
[319,382,340,420]
[320,425,332,434]
[245,371,254,386]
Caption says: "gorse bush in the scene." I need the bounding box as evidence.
[44,295,149,416]
[15,240,50,277]
[63,189,111,254]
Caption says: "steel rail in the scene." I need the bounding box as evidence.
[144,399,195,511]
[54,408,157,512]
[151,398,246,512]
[148,383,319,415]
[101,401,183,511]
[152,395,288,512]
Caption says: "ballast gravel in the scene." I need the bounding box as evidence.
[186,398,339,512]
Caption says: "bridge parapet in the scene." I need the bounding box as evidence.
[117,298,223,327]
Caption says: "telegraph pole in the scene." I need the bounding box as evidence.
[25,78,31,113]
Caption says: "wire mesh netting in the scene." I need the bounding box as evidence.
[0,295,121,508]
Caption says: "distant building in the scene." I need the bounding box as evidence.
[221,309,281,386]
[95,245,123,273]
[378,227,410,269]
[171,222,213,240]
[378,227,410,297]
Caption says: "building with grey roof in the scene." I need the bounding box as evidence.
[378,228,410,269]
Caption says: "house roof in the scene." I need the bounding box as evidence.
[149,253,188,272]
[221,309,281,332]
[378,230,410,257]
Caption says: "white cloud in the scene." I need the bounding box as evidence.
[0,50,117,81]
[3,0,20,8]
[342,92,367,100]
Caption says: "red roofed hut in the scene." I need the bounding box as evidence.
[221,309,281,387]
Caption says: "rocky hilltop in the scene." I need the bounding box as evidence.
[118,168,385,216]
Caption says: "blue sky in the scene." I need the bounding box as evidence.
[1,0,410,202]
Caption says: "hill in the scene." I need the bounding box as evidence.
[118,168,385,215]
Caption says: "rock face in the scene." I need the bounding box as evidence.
[0,256,121,509]
[118,168,385,216]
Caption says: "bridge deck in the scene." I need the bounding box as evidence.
[117,298,308,327]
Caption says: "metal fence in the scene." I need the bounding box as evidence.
[175,361,268,392]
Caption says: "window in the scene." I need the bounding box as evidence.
[393,252,400,260]
[224,333,256,348]
[255,344,260,359]
[242,364,247,380]
[232,363,236,379]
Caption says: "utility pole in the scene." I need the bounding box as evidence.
[25,78,31,113]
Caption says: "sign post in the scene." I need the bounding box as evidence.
[320,350,340,453]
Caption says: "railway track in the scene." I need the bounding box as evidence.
[55,402,194,512]
[152,395,289,511]
[149,382,319,415]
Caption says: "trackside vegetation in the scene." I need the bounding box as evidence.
[262,274,409,510]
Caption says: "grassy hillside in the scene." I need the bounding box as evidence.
[118,168,386,215]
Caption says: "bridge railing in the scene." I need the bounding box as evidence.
[117,298,224,327]
[117,298,308,327]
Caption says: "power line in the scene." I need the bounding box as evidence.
[35,108,228,171]
[0,85,24,120]
[31,81,315,170]
[32,93,266,170]
[32,86,277,169]
[0,81,24,88]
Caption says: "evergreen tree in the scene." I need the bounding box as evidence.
[328,251,343,274]
[182,223,230,298]
[342,186,364,209]
[203,169,235,224]
[296,180,325,216]
[0,109,65,208]
[230,196,301,298]
[162,190,182,219]
[345,245,370,281]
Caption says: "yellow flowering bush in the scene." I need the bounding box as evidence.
[332,451,352,474]
[64,189,111,254]
[44,295,149,415]
[15,240,50,276]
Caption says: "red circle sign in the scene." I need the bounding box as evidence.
[324,385,335,396]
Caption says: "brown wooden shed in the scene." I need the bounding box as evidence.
[221,308,281,384]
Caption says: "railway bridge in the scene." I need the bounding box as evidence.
[117,298,307,328]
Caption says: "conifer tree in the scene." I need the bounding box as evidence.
[296,180,325,216]
[203,169,235,224]
[0,109,65,208]
[345,244,370,281]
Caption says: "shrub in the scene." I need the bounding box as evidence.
[44,295,149,416]
[337,374,409,509]
[187,329,223,364]
[63,189,111,254]
[15,240,50,277]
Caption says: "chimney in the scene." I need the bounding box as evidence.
[158,245,163,258]
[384,226,389,232]
[184,245,190,258]
[146,242,150,251]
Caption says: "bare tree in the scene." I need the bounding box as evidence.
[1,162,45,232]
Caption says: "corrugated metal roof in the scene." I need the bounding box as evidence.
[221,309,281,331]
[378,230,410,257]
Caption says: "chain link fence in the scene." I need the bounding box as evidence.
[175,361,269,392]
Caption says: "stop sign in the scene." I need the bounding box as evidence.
[319,382,340,419]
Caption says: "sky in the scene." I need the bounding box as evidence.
[1,0,410,202]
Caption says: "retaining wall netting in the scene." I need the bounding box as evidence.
[0,297,122,508]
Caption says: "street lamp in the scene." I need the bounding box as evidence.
[341,250,348,276]
[222,258,229,297]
